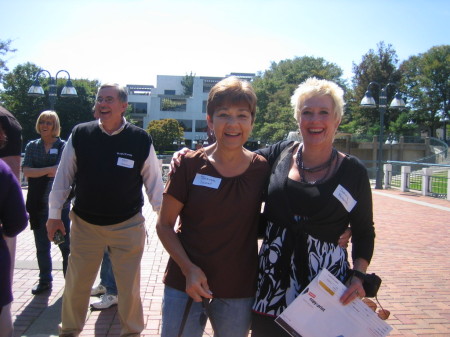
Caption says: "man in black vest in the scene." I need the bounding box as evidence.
[46,83,163,337]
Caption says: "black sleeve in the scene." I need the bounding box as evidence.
[254,141,294,168]
[0,115,22,157]
[348,158,375,263]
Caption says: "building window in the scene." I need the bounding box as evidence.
[202,100,207,113]
[203,82,215,93]
[161,98,187,112]
[178,119,192,132]
[195,120,208,132]
[129,102,147,114]
[202,78,221,93]
[164,90,176,95]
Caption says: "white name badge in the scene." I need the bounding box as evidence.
[333,184,357,212]
[49,148,58,154]
[192,173,221,189]
[117,157,134,169]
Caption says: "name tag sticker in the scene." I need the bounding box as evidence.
[117,157,134,169]
[192,173,221,189]
[49,148,58,155]
[333,184,357,212]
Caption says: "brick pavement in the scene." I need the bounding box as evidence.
[9,187,450,336]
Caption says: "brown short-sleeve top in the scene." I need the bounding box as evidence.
[163,149,270,298]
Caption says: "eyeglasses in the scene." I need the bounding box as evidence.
[362,298,390,320]
[96,97,115,104]
[39,120,53,126]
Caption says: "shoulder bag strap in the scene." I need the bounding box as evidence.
[177,297,193,337]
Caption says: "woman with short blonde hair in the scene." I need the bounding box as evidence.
[23,110,71,295]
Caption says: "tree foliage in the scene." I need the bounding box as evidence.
[146,118,184,153]
[0,39,16,83]
[399,45,450,137]
[252,56,345,143]
[0,62,100,147]
[181,71,195,96]
[345,42,403,137]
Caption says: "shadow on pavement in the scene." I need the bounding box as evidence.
[17,293,62,337]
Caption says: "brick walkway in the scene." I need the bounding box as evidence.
[10,188,450,336]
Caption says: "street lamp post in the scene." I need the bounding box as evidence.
[360,82,405,189]
[27,69,78,110]
[441,114,450,143]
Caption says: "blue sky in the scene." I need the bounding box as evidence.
[1,0,449,86]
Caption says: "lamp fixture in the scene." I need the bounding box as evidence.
[27,69,78,110]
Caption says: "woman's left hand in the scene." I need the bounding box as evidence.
[47,165,58,177]
[340,275,365,305]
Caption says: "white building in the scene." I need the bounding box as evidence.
[127,72,255,148]
[126,84,153,127]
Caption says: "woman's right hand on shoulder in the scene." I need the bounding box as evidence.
[184,264,213,302]
[338,228,352,248]
[170,147,193,175]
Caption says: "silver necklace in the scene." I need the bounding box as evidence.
[296,145,337,184]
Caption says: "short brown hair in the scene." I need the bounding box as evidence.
[98,83,128,103]
[207,76,257,122]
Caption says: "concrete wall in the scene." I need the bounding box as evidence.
[333,136,434,163]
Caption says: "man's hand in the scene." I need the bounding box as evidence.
[169,147,192,175]
[46,219,65,241]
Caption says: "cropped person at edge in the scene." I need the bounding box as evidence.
[0,107,28,337]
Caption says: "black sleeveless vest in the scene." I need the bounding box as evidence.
[71,121,152,225]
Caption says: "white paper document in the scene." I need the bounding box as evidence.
[275,268,392,337]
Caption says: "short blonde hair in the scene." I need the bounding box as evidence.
[291,77,344,123]
[35,110,61,137]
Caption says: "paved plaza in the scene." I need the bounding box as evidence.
[9,187,450,336]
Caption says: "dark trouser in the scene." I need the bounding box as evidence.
[33,207,71,282]
[251,312,292,337]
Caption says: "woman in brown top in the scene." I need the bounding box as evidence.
[157,76,270,337]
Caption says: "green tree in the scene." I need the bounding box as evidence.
[0,62,100,147]
[181,71,195,96]
[252,56,345,143]
[0,39,16,83]
[345,42,403,137]
[124,104,139,125]
[399,45,450,137]
[146,118,184,154]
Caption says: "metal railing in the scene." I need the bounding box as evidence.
[384,161,450,200]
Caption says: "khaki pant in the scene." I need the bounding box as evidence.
[60,211,145,337]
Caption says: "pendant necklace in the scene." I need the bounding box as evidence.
[296,144,337,184]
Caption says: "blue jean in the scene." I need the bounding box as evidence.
[100,250,117,295]
[161,286,253,337]
[33,207,70,283]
